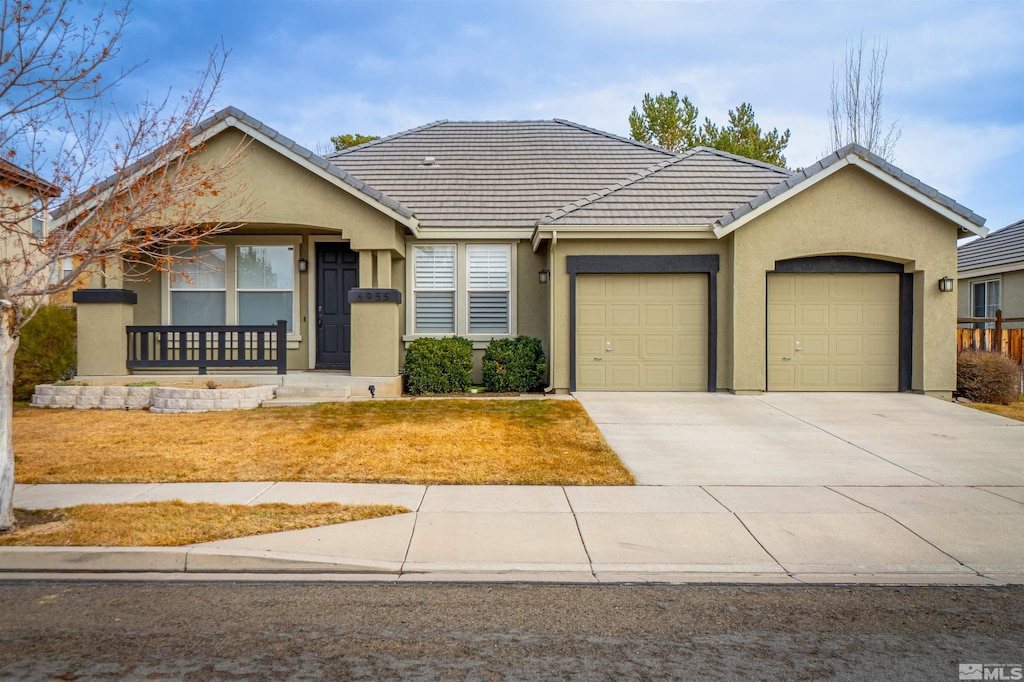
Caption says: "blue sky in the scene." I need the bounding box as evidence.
[102,0,1022,231]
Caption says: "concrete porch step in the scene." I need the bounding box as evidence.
[261,385,351,408]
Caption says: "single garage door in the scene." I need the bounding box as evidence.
[576,273,707,390]
[767,272,899,391]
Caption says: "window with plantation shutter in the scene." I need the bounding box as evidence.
[413,245,456,333]
[467,244,510,334]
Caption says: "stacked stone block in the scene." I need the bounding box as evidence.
[30,384,276,413]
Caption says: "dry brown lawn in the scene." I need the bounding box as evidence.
[0,502,408,546]
[14,400,633,485]
[965,399,1024,422]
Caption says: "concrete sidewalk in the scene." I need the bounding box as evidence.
[6,482,1023,584]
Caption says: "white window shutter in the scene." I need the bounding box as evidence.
[414,245,456,333]
[467,245,510,334]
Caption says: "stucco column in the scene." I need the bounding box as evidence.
[72,289,137,376]
[349,286,401,381]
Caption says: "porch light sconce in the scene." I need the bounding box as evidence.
[298,258,308,273]
[938,276,954,293]
[538,269,550,285]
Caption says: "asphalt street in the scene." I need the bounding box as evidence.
[0,582,1020,680]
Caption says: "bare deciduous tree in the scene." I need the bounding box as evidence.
[0,0,248,531]
[828,35,902,162]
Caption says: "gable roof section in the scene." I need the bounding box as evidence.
[328,120,676,230]
[58,107,419,232]
[958,219,1024,275]
[538,147,791,228]
[0,159,60,197]
[714,144,986,238]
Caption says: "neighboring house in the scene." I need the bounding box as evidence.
[0,160,63,302]
[957,219,1024,329]
[71,106,986,399]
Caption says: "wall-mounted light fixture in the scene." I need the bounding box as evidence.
[298,258,308,273]
[938,276,954,293]
[538,269,551,285]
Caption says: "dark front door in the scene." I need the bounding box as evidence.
[316,243,359,369]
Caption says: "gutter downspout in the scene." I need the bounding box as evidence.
[543,230,557,395]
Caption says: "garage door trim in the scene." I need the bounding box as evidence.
[567,255,719,392]
[772,255,913,391]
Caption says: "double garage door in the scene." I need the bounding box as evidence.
[574,271,900,392]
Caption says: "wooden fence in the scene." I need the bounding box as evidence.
[957,311,1024,391]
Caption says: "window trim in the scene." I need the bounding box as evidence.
[405,240,517,343]
[162,236,302,342]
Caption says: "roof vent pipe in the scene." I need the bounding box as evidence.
[422,156,436,166]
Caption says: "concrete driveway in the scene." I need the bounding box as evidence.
[573,392,1024,487]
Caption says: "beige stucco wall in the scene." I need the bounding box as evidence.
[549,237,734,393]
[732,165,961,397]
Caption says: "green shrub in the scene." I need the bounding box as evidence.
[482,335,547,393]
[957,350,1021,405]
[403,336,474,394]
[14,305,77,401]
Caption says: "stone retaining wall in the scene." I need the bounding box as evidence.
[31,384,276,413]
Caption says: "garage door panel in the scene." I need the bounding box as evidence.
[864,303,898,328]
[674,334,706,359]
[577,304,607,328]
[643,304,674,328]
[676,303,706,326]
[768,364,796,390]
[643,334,674,358]
[643,364,675,389]
[833,335,864,357]
[608,364,640,389]
[608,277,640,297]
[769,304,796,327]
[768,273,899,391]
[578,334,606,357]
[609,305,640,328]
[610,334,640,358]
[800,334,829,356]
[833,304,864,327]
[798,365,829,389]
[576,273,707,391]
[798,304,829,327]
[577,364,607,388]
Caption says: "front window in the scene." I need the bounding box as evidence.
[410,242,514,338]
[170,246,227,325]
[413,245,456,333]
[237,246,295,331]
[466,244,510,334]
[168,243,296,331]
[972,279,1000,328]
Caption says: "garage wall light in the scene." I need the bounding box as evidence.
[538,269,550,285]
[938,276,954,293]
[298,258,308,273]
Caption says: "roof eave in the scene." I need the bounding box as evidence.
[713,154,987,239]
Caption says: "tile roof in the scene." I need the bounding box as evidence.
[958,218,1024,273]
[539,147,791,226]
[717,144,986,231]
[328,120,676,229]
[59,107,416,222]
[0,159,60,196]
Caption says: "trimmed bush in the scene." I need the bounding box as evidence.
[482,335,547,393]
[404,336,473,395]
[957,350,1021,405]
[14,305,77,401]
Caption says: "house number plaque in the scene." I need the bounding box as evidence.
[347,288,402,304]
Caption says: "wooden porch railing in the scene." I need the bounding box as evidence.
[126,320,287,375]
